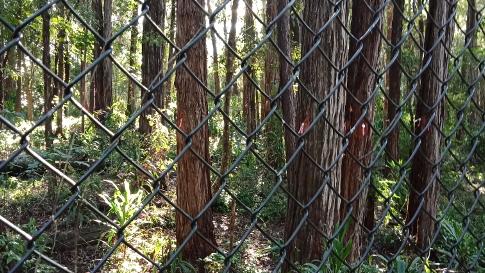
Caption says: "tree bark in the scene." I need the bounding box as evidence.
[42,7,53,148]
[27,58,34,120]
[139,0,164,134]
[262,0,278,120]
[220,0,240,254]
[4,47,16,111]
[263,0,281,168]
[164,0,176,107]
[0,60,3,117]
[207,1,221,97]
[284,0,348,268]
[15,50,22,113]
[157,0,167,110]
[340,0,383,261]
[277,0,296,166]
[92,0,100,111]
[127,7,138,116]
[80,47,87,131]
[462,0,479,125]
[89,71,95,113]
[220,0,238,180]
[93,0,112,121]
[102,0,112,113]
[243,0,257,133]
[64,38,70,124]
[406,0,454,251]
[55,19,66,136]
[175,0,216,268]
[386,0,405,165]
[0,2,4,115]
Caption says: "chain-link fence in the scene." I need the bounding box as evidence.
[1,0,484,272]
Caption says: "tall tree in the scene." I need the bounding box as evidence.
[263,0,282,168]
[0,66,3,119]
[3,45,16,112]
[340,0,384,261]
[242,0,257,133]
[64,37,70,117]
[222,0,239,251]
[55,11,66,136]
[163,0,177,107]
[92,0,112,121]
[26,59,34,120]
[0,0,4,115]
[220,0,238,180]
[139,0,163,134]
[15,50,22,113]
[262,0,278,120]
[158,1,166,109]
[42,3,54,147]
[14,0,23,113]
[386,0,405,164]
[127,6,138,116]
[462,0,479,124]
[76,29,88,132]
[406,0,454,250]
[2,1,20,114]
[221,0,239,249]
[277,0,296,168]
[284,0,349,267]
[175,0,216,267]
[207,1,221,98]
[80,30,88,131]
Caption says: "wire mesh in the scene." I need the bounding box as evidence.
[0,0,484,272]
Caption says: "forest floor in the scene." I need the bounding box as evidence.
[0,174,285,273]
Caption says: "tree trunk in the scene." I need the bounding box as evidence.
[255,90,260,125]
[64,39,70,125]
[406,0,454,250]
[27,59,34,120]
[127,7,138,116]
[42,7,53,148]
[9,0,21,113]
[277,0,296,166]
[462,0,479,125]
[0,3,4,116]
[93,0,112,121]
[15,50,22,113]
[284,0,348,268]
[0,59,3,117]
[158,0,167,109]
[80,47,87,131]
[164,0,176,107]
[92,0,101,113]
[139,0,163,134]
[102,0,112,114]
[386,0,405,165]
[4,47,16,111]
[243,0,256,133]
[383,2,393,101]
[220,0,239,181]
[340,0,383,261]
[55,20,66,136]
[263,0,281,168]
[208,1,221,97]
[89,71,95,113]
[175,0,216,268]
[262,0,278,120]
